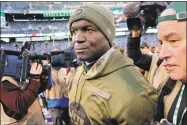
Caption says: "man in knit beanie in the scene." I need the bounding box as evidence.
[69,4,115,48]
[67,4,158,125]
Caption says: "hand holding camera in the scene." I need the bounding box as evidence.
[124,2,167,35]
[29,62,43,79]
[29,60,51,94]
[127,17,142,38]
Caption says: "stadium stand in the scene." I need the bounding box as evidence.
[1,1,158,50]
[2,20,68,34]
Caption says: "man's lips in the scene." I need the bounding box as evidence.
[75,48,88,52]
[165,64,177,71]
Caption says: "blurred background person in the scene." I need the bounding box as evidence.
[140,41,153,55]
[45,49,70,125]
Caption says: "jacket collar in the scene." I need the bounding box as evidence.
[82,47,134,80]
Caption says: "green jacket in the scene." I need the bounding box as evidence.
[69,48,158,125]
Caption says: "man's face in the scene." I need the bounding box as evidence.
[71,20,110,62]
[149,46,156,53]
[140,46,149,54]
[158,9,186,81]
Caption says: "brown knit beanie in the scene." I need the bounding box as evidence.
[68,4,115,47]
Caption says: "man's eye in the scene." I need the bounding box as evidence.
[72,30,77,35]
[87,29,92,32]
[169,40,180,47]
[84,28,93,32]
[169,40,177,43]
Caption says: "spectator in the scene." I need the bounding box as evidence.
[149,43,156,54]
[127,25,168,89]
[46,67,70,125]
[140,42,153,55]
[45,48,70,125]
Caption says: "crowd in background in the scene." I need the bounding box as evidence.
[1,1,186,125]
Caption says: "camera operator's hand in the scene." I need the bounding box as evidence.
[42,60,50,65]
[132,29,141,38]
[29,62,42,79]
[38,60,51,94]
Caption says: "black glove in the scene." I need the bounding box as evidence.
[37,64,51,94]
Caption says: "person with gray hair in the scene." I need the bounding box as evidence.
[125,2,186,125]
[155,2,186,125]
[67,4,158,125]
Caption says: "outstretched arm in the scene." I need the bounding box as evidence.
[127,30,152,71]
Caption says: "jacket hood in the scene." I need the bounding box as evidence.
[84,48,134,79]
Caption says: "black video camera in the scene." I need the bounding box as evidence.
[29,51,51,77]
[3,49,51,82]
[50,49,75,68]
[2,40,75,83]
[126,2,168,34]
[2,48,75,82]
[127,17,142,30]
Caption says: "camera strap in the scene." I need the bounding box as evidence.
[20,49,30,90]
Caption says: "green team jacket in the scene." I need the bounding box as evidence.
[69,48,158,125]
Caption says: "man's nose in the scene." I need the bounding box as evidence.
[73,31,85,43]
[159,43,171,60]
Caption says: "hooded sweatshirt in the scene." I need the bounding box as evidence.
[69,48,158,125]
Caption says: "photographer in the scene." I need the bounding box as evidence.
[127,28,169,89]
[0,49,50,124]
[0,62,47,124]
[124,2,169,89]
[45,50,70,125]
